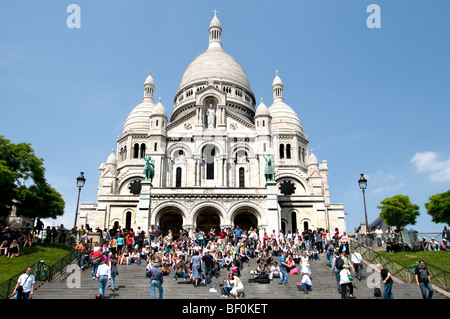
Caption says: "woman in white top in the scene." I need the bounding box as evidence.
[300,251,311,275]
[230,273,244,299]
[339,266,354,299]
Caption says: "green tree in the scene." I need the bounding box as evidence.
[378,194,420,247]
[425,190,450,226]
[0,136,65,223]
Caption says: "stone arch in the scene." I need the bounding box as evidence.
[118,174,145,195]
[167,142,193,159]
[301,218,312,232]
[229,143,255,159]
[275,173,308,196]
[196,88,226,107]
[151,202,188,226]
[191,203,224,234]
[121,208,136,231]
[196,140,224,157]
[152,203,187,237]
[191,202,226,225]
[228,203,263,232]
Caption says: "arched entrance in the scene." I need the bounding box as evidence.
[157,207,184,238]
[233,209,258,232]
[196,207,221,234]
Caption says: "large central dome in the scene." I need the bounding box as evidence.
[177,12,252,94]
[179,48,251,92]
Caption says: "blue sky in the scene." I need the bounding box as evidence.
[1,0,449,234]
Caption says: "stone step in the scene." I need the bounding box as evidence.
[32,256,449,300]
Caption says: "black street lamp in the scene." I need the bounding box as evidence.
[358,173,368,232]
[74,172,86,227]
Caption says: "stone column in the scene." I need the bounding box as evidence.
[265,181,280,233]
[137,180,153,233]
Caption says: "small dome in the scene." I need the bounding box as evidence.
[272,70,283,87]
[269,101,303,134]
[122,100,153,134]
[144,70,155,87]
[308,149,318,166]
[152,98,167,117]
[106,149,117,166]
[209,11,221,29]
[255,98,269,117]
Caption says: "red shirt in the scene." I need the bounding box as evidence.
[91,250,101,258]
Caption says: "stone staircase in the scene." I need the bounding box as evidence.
[32,255,449,299]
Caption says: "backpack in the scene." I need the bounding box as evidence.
[335,257,344,270]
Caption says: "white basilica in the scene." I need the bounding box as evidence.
[79,13,346,236]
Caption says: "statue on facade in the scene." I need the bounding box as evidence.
[143,155,155,183]
[206,104,216,128]
[263,154,275,182]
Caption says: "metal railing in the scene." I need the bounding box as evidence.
[355,232,447,251]
[0,249,77,299]
[350,239,449,291]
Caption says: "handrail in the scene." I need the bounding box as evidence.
[350,239,449,291]
[0,249,77,299]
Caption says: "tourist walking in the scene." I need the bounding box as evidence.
[13,267,35,299]
[147,263,164,299]
[351,249,363,280]
[377,264,394,299]
[109,254,118,292]
[191,251,202,288]
[331,251,343,294]
[96,259,111,297]
[415,260,434,299]
[202,249,214,285]
[339,265,354,299]
[279,251,289,284]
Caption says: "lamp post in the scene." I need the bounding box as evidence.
[358,173,368,233]
[74,172,86,228]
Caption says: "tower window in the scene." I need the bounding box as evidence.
[133,143,139,159]
[239,167,245,188]
[206,147,215,180]
[176,167,182,188]
[279,144,285,159]
[154,143,158,152]
[140,144,146,158]
[286,144,291,159]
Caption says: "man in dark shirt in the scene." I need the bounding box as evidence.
[202,250,215,285]
[154,226,162,240]
[147,265,164,299]
[415,260,434,299]
[377,264,394,299]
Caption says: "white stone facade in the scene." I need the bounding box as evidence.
[79,13,346,236]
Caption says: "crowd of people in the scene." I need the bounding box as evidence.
[71,224,356,299]
[358,225,450,252]
[4,219,445,300]
[0,219,85,257]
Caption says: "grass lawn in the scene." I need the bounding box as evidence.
[0,243,73,283]
[378,250,450,273]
